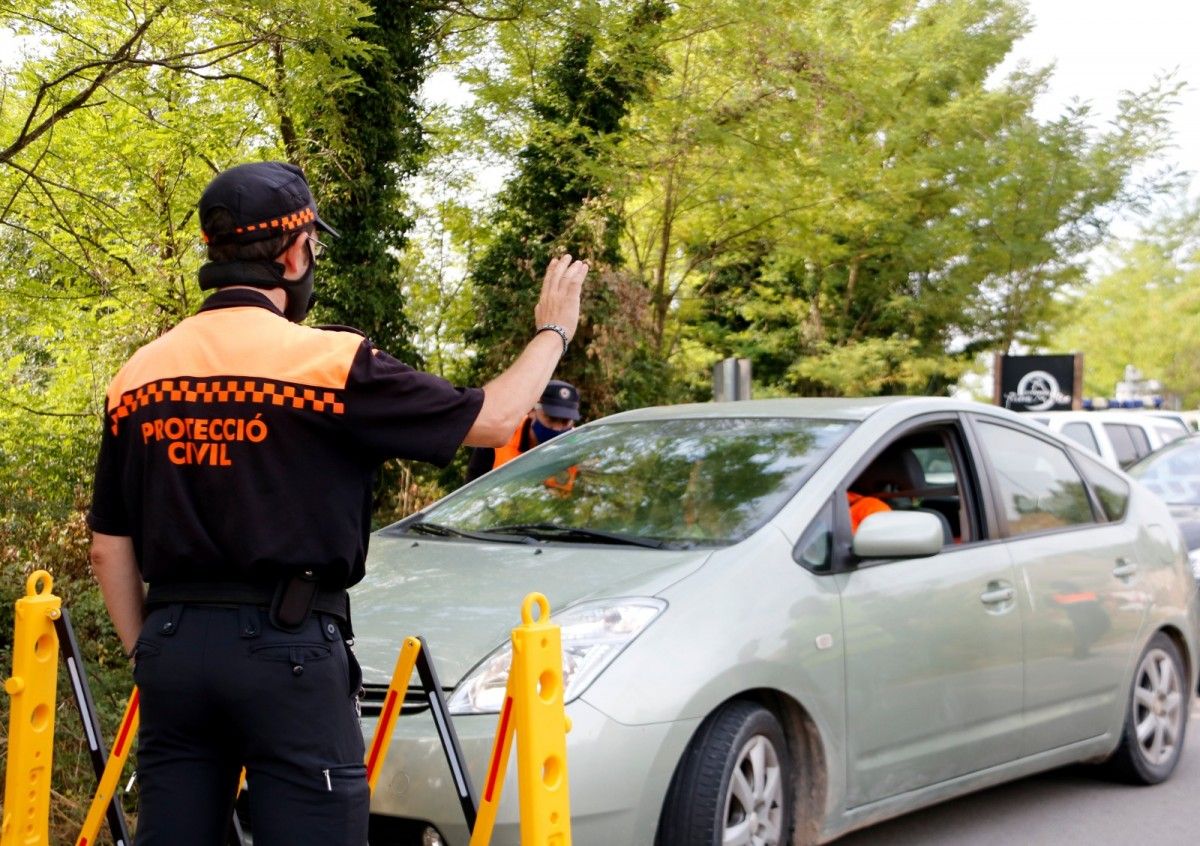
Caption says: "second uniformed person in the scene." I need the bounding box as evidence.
[87,161,588,845]
[464,378,581,483]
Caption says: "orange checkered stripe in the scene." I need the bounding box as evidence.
[201,206,316,243]
[109,377,344,434]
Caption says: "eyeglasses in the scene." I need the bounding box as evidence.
[308,234,329,260]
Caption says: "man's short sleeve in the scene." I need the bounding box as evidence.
[87,419,131,536]
[342,342,484,466]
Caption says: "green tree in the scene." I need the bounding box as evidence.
[0,7,418,836]
[1058,199,1200,406]
[616,0,1177,396]
[465,0,673,416]
[0,2,377,522]
[308,0,434,363]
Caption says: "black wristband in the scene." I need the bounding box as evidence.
[536,323,569,356]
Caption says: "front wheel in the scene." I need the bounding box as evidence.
[658,701,793,846]
[1103,632,1189,784]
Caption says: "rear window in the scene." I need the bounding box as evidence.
[1155,425,1187,446]
[976,422,1097,537]
[1078,457,1130,521]
[1128,438,1200,505]
[1061,422,1100,454]
[1104,423,1151,468]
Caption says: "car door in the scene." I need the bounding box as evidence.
[837,417,1024,807]
[971,418,1146,754]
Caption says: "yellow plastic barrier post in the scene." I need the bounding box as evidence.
[470,593,572,846]
[469,683,516,846]
[365,636,422,794]
[510,594,572,845]
[2,570,62,846]
[76,688,140,846]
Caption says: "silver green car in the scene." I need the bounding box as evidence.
[352,398,1200,845]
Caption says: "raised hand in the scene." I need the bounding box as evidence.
[534,254,589,341]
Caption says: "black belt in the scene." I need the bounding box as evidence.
[145,578,350,632]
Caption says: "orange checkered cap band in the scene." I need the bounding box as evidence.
[201,205,317,245]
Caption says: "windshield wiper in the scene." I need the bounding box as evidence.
[481,522,673,549]
[405,521,534,544]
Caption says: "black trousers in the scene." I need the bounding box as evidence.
[132,604,368,846]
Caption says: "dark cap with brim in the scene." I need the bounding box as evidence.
[539,380,581,420]
[199,161,338,246]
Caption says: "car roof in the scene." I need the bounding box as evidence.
[1036,409,1185,424]
[593,396,996,424]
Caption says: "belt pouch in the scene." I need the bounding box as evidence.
[270,570,318,632]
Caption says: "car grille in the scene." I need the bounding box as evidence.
[360,683,453,717]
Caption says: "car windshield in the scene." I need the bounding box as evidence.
[403,417,854,547]
[1128,438,1200,505]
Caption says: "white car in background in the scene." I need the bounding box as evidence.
[1029,411,1190,469]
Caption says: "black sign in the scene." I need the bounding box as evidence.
[996,354,1079,412]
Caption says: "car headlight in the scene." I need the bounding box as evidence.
[1188,549,1200,582]
[446,598,667,715]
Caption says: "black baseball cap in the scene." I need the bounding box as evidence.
[539,380,581,421]
[199,161,338,246]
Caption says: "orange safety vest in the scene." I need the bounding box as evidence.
[847,491,890,532]
[492,421,529,470]
[491,421,578,494]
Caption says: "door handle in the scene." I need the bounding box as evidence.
[1112,559,1138,579]
[980,586,1015,604]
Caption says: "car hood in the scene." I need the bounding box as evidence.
[350,533,714,685]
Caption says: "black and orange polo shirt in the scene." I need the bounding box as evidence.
[87,289,484,589]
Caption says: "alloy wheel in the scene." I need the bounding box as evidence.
[1132,646,1185,766]
[722,734,785,846]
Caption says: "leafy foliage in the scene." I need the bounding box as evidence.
[465,0,674,417]
[308,0,433,363]
[1057,198,1200,406]
[617,0,1177,396]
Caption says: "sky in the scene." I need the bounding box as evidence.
[1000,0,1200,216]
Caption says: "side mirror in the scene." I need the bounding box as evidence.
[852,511,943,559]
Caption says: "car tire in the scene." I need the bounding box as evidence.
[657,700,793,846]
[1102,632,1189,784]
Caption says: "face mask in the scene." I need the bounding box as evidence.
[284,256,315,323]
[532,418,567,444]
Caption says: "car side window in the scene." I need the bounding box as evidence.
[1077,456,1130,521]
[1155,425,1186,446]
[976,422,1097,537]
[1103,423,1149,468]
[1061,422,1100,454]
[794,500,834,572]
[846,424,974,546]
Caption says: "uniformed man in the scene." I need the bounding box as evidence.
[464,379,581,483]
[87,161,588,846]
